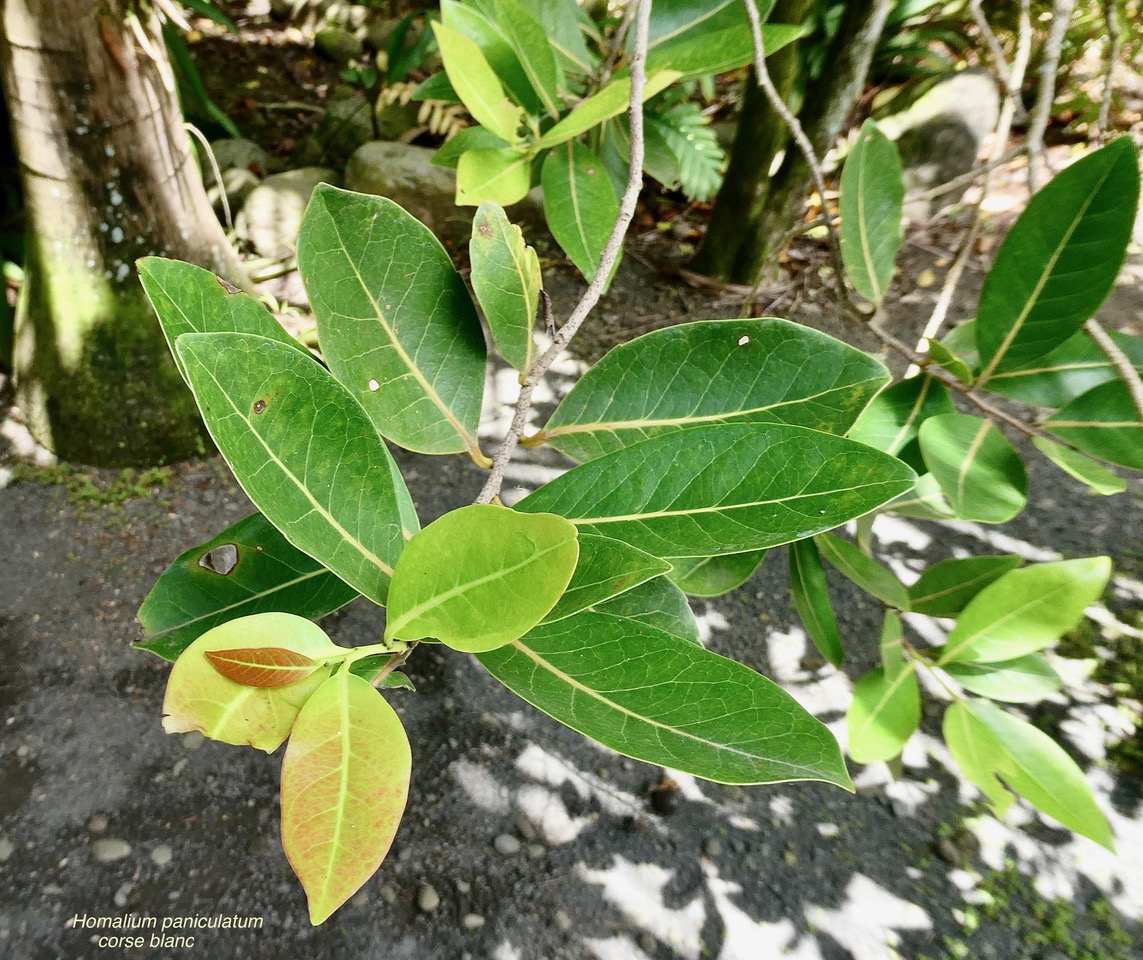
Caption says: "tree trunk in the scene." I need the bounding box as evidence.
[0,0,247,465]
[694,0,892,286]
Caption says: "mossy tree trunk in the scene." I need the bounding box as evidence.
[694,0,893,286]
[0,0,247,465]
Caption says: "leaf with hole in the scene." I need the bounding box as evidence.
[431,20,524,142]
[137,511,359,662]
[470,202,541,373]
[839,120,903,305]
[943,700,1112,849]
[282,671,412,924]
[976,137,1140,380]
[847,664,919,764]
[907,555,1023,618]
[938,557,1110,664]
[815,533,909,609]
[298,187,487,459]
[536,319,889,462]
[1045,380,1143,470]
[541,534,670,624]
[918,413,1027,523]
[518,424,916,558]
[541,141,619,283]
[479,611,852,787]
[385,505,579,653]
[943,655,1063,703]
[175,333,418,605]
[667,550,768,597]
[161,613,343,751]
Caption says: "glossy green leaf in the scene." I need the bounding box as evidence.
[907,554,1023,618]
[536,319,890,462]
[431,125,507,169]
[470,202,541,373]
[976,137,1140,380]
[926,339,974,385]
[494,0,561,117]
[440,0,541,114]
[542,534,670,624]
[139,257,305,380]
[880,610,906,679]
[847,664,920,764]
[298,186,488,459]
[884,472,956,520]
[479,611,852,787]
[282,671,412,925]
[175,333,417,605]
[645,23,806,81]
[789,538,843,667]
[646,0,758,52]
[518,423,916,558]
[939,557,1111,664]
[532,0,597,74]
[918,413,1027,523]
[943,655,1063,703]
[840,120,903,304]
[848,376,953,456]
[431,21,524,142]
[815,533,909,609]
[535,70,681,149]
[943,700,1112,849]
[541,141,619,283]
[1032,436,1126,496]
[161,613,342,751]
[1045,380,1143,469]
[986,329,1143,408]
[385,505,579,653]
[589,575,700,646]
[138,511,359,662]
[667,550,768,598]
[456,148,532,207]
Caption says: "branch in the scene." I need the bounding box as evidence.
[906,146,1024,205]
[1084,318,1143,422]
[1094,0,1122,143]
[969,0,1013,101]
[1026,0,1075,193]
[475,0,651,505]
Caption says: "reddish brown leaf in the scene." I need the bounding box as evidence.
[205,646,320,688]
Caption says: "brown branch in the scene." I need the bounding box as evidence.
[1084,318,1143,422]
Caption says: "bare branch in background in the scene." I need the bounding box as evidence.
[1026,0,1076,193]
[1095,0,1122,142]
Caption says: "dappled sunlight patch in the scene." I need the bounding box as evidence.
[805,874,931,960]
[449,759,510,814]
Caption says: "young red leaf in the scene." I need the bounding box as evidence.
[204,646,321,688]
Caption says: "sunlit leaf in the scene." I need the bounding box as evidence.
[535,70,680,149]
[431,20,524,141]
[847,664,919,764]
[880,610,906,679]
[789,538,843,667]
[943,655,1063,703]
[839,120,903,304]
[815,532,909,609]
[494,0,562,117]
[456,148,532,207]
[918,413,1027,523]
[1032,436,1126,496]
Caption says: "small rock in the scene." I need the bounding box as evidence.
[648,777,681,815]
[86,814,109,835]
[350,889,370,908]
[43,883,63,896]
[236,167,340,259]
[245,835,271,857]
[462,913,485,932]
[416,884,440,913]
[204,138,274,183]
[703,837,723,858]
[455,879,471,894]
[314,95,374,158]
[314,26,364,64]
[514,814,537,841]
[799,654,826,672]
[113,882,132,908]
[92,838,132,863]
[150,844,173,868]
[526,843,546,860]
[555,910,572,933]
[379,884,397,904]
[181,731,205,751]
[0,837,14,862]
[494,833,521,856]
[639,933,657,954]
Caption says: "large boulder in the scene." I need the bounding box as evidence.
[876,70,1001,220]
[236,167,340,259]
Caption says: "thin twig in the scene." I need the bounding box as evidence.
[1026,0,1075,194]
[908,146,1025,205]
[969,0,1013,101]
[1095,0,1122,143]
[599,0,638,84]
[1084,319,1143,422]
[475,0,652,505]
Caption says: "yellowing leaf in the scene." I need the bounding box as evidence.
[281,672,412,925]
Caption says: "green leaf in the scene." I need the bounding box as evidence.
[589,575,700,646]
[385,505,579,653]
[918,413,1027,523]
[976,137,1140,381]
[161,613,342,752]
[943,655,1063,703]
[943,700,1113,849]
[939,557,1111,664]
[1032,436,1126,496]
[413,70,460,105]
[532,0,597,75]
[137,512,358,662]
[537,319,890,462]
[542,534,670,624]
[884,471,956,520]
[815,533,909,609]
[517,423,916,558]
[493,0,562,118]
[847,665,920,764]
[667,550,768,598]
[535,70,681,150]
[298,186,487,460]
[281,671,412,924]
[470,202,541,372]
[907,555,1024,618]
[645,23,806,81]
[646,0,755,52]
[431,126,508,169]
[926,340,974,385]
[880,610,906,679]
[175,333,417,605]
[456,147,532,207]
[431,21,524,142]
[478,611,852,787]
[789,538,843,667]
[138,257,306,381]
[541,141,619,283]
[1045,380,1143,470]
[839,120,904,304]
[848,375,953,456]
[440,0,541,115]
[645,102,725,203]
[985,328,1143,408]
